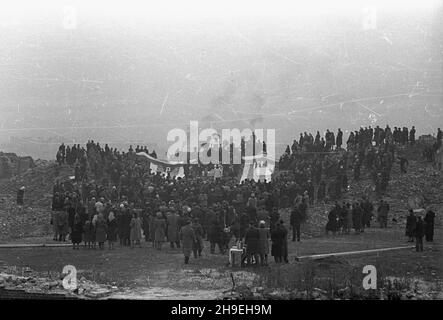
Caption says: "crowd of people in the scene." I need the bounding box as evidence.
[47,125,438,265]
[278,125,422,202]
[405,208,436,252]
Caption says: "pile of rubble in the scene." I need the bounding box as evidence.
[346,159,442,227]
[0,267,120,299]
[222,281,443,300]
[0,152,35,179]
[0,160,73,241]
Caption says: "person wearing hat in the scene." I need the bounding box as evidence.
[179,219,195,264]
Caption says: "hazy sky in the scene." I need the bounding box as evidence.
[0,0,442,158]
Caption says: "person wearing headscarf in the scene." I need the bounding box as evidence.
[107,211,118,249]
[179,219,196,264]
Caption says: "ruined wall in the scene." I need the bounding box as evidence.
[0,152,35,179]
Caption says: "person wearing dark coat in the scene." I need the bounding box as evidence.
[415,216,425,252]
[208,218,224,254]
[269,207,280,232]
[361,199,373,228]
[107,211,118,249]
[121,208,132,246]
[352,203,363,233]
[16,187,25,205]
[424,209,436,242]
[270,221,285,263]
[244,222,260,266]
[141,208,151,242]
[67,205,76,238]
[94,213,107,250]
[326,204,339,235]
[71,214,83,250]
[239,213,249,240]
[405,209,416,242]
[280,220,289,263]
[191,218,204,258]
[179,219,196,264]
[290,205,302,241]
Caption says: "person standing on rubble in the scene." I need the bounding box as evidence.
[398,156,409,174]
[405,209,416,242]
[16,186,25,205]
[377,199,390,228]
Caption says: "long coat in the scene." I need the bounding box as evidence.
[167,213,180,242]
[270,225,286,257]
[51,211,60,234]
[107,219,118,241]
[95,217,107,243]
[257,227,270,255]
[57,211,69,235]
[83,221,94,242]
[130,217,142,242]
[245,226,260,254]
[191,222,204,251]
[153,217,166,242]
[179,224,196,257]
[71,221,83,244]
[405,214,416,237]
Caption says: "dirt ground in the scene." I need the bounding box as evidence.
[0,224,441,299]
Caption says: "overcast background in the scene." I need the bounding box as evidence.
[0,0,442,159]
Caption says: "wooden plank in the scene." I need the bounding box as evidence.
[0,243,72,249]
[294,245,415,261]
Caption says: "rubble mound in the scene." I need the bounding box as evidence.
[0,158,73,241]
[0,152,35,179]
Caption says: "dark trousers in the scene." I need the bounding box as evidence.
[379,216,387,228]
[415,236,423,252]
[292,224,300,241]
